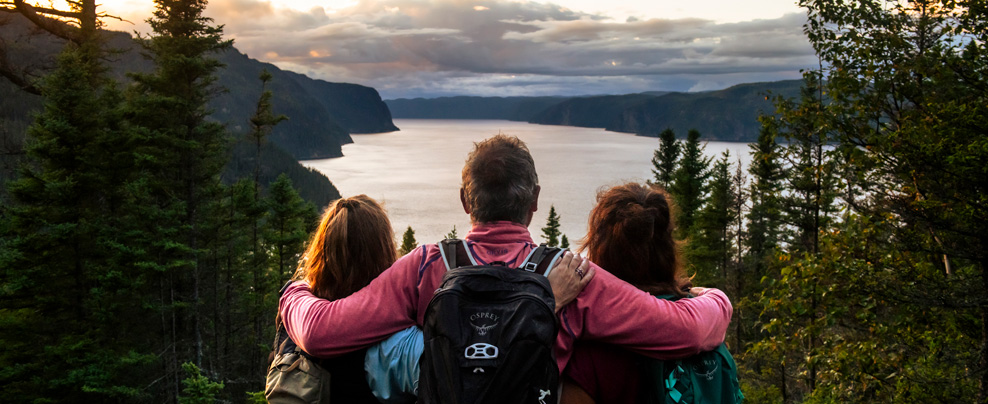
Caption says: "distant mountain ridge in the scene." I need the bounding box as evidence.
[386,96,569,121]
[0,11,398,160]
[387,80,804,141]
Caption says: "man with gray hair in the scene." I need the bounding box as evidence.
[279,134,732,379]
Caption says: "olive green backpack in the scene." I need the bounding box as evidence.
[265,283,332,404]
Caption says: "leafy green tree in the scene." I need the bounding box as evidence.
[541,205,562,247]
[743,0,988,401]
[651,128,679,188]
[399,226,417,255]
[669,129,711,238]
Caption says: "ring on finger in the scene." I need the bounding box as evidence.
[576,267,585,278]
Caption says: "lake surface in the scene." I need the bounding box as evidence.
[302,119,752,248]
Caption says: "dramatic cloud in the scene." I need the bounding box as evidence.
[198,0,814,98]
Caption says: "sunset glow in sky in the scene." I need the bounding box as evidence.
[89,0,811,98]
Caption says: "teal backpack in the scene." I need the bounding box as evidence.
[642,295,744,404]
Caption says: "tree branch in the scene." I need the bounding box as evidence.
[12,0,81,42]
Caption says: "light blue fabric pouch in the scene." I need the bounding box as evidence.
[365,326,423,404]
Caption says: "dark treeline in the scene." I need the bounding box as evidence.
[0,1,321,403]
[663,1,987,402]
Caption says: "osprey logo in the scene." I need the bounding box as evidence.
[469,312,499,336]
[693,358,720,381]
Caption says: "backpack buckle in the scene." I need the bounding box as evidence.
[465,343,499,359]
[523,261,538,272]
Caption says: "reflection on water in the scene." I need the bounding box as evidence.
[302,119,752,248]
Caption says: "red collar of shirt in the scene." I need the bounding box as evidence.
[465,221,535,244]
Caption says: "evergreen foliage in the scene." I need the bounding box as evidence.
[560,234,569,249]
[738,1,988,401]
[399,226,417,255]
[445,225,458,240]
[692,151,738,287]
[178,362,224,404]
[669,129,712,238]
[0,30,151,402]
[265,174,317,282]
[541,205,562,247]
[651,128,679,188]
[745,120,784,277]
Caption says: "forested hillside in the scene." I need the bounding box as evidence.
[386,81,803,142]
[386,95,568,120]
[0,2,337,402]
[646,2,987,401]
[0,11,398,160]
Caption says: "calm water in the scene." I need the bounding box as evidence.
[302,119,751,247]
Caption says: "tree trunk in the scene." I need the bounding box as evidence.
[979,248,988,403]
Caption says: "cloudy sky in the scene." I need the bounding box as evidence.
[97,0,813,99]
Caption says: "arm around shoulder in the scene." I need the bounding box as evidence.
[561,266,733,359]
[278,248,426,357]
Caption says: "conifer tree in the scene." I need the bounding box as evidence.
[668,129,711,238]
[0,33,151,402]
[745,120,784,278]
[651,128,679,188]
[125,0,233,394]
[399,226,417,255]
[541,205,562,247]
[265,174,316,283]
[445,225,458,240]
[777,72,838,255]
[560,234,570,249]
[692,151,736,287]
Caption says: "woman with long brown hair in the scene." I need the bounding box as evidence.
[288,194,399,403]
[561,182,729,404]
[296,195,398,302]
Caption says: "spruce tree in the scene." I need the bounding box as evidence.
[399,226,417,255]
[668,129,711,238]
[265,174,316,283]
[0,38,151,402]
[777,72,838,255]
[692,151,736,287]
[560,234,570,249]
[445,225,458,240]
[541,205,562,247]
[125,0,233,395]
[651,128,679,188]
[745,120,784,278]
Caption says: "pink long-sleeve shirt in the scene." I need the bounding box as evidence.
[279,221,733,370]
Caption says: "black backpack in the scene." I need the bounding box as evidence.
[418,239,566,404]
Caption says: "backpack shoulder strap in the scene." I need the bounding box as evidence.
[438,239,476,271]
[519,243,567,277]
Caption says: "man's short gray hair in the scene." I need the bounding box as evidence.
[461,135,539,224]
